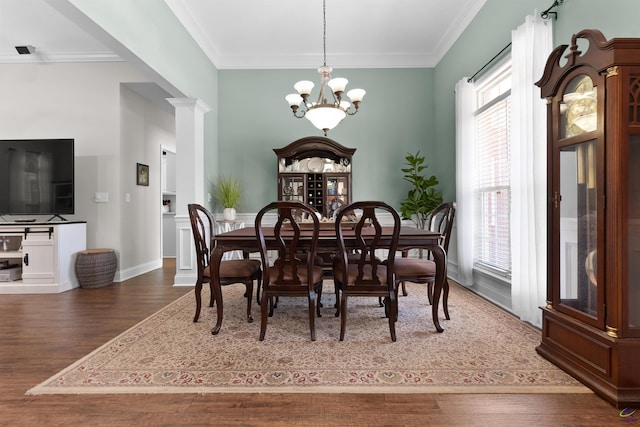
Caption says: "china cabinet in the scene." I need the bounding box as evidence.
[274,136,355,218]
[536,29,640,407]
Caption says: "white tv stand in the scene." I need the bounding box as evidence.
[0,221,86,294]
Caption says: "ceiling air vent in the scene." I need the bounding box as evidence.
[15,45,36,55]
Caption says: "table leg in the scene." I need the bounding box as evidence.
[210,246,224,335]
[431,244,446,333]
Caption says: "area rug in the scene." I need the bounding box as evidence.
[27,280,590,395]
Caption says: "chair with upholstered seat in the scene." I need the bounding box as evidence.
[255,201,324,341]
[188,203,262,324]
[332,201,401,341]
[394,202,456,319]
[255,205,324,306]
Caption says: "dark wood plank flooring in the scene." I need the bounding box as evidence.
[0,259,628,426]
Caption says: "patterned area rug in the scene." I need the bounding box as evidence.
[28,281,590,394]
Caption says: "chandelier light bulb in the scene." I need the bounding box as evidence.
[294,80,314,96]
[346,88,366,103]
[328,78,348,94]
[285,94,303,107]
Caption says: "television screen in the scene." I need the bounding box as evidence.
[0,139,74,216]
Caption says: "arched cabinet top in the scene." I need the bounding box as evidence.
[273,136,356,165]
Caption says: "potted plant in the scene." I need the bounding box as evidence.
[399,151,443,229]
[214,176,241,221]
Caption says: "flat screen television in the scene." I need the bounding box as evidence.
[0,139,74,218]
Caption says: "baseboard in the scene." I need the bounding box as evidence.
[114,259,163,282]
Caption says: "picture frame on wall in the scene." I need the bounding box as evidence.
[137,163,149,186]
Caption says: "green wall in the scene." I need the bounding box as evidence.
[218,68,435,213]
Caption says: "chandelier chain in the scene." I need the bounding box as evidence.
[322,0,326,67]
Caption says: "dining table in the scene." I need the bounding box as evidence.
[209,224,447,335]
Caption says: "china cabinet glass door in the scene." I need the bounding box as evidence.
[281,175,305,203]
[325,174,349,218]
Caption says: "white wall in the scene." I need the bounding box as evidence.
[119,85,175,277]
[0,61,175,280]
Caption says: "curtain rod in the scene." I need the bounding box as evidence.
[541,0,564,20]
[467,42,511,83]
[467,1,561,83]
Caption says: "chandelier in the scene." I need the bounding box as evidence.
[285,0,366,136]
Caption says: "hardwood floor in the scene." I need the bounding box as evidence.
[0,259,628,426]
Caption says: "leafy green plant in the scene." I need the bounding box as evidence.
[399,151,443,229]
[213,176,241,209]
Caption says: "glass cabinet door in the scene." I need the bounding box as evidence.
[628,135,640,329]
[558,140,598,318]
[280,175,305,203]
[555,73,601,324]
[325,174,349,218]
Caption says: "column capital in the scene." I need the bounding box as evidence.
[167,97,211,114]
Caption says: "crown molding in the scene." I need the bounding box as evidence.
[0,52,122,64]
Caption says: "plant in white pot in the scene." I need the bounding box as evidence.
[214,176,241,221]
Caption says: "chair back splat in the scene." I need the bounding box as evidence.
[254,201,324,341]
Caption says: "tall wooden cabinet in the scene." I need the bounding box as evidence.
[536,29,640,407]
[274,136,355,218]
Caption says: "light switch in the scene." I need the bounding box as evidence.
[95,192,109,203]
[125,193,131,203]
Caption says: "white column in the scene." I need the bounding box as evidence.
[167,98,211,286]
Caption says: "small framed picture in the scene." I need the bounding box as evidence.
[136,163,149,186]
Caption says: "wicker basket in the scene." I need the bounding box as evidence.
[76,249,117,289]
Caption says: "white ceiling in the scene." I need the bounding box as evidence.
[0,0,486,68]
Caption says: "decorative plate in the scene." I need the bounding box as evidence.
[283,185,293,195]
[340,158,350,167]
[308,157,323,172]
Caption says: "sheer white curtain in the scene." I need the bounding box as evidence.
[510,14,552,327]
[455,78,476,287]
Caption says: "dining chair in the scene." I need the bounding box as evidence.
[393,202,456,319]
[332,201,401,341]
[255,205,324,306]
[254,201,324,341]
[188,203,262,323]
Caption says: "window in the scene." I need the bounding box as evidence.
[473,62,512,276]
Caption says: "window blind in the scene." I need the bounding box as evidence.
[474,77,512,276]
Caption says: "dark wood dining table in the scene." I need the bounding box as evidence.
[210,225,447,335]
